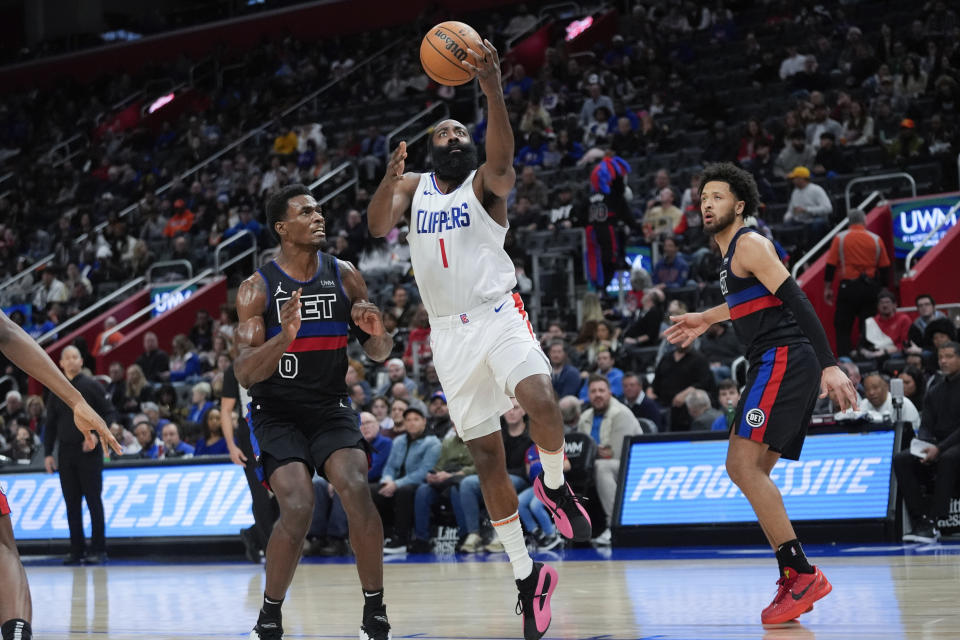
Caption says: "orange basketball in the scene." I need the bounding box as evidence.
[420,21,484,86]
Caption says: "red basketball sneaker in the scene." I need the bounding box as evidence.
[761,566,832,624]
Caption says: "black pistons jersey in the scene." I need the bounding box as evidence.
[719,227,806,358]
[249,252,368,404]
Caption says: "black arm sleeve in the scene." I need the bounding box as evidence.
[824,264,836,283]
[775,277,837,369]
[350,319,372,346]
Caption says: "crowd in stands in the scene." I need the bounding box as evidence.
[2,0,960,552]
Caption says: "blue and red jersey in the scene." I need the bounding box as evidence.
[719,227,806,359]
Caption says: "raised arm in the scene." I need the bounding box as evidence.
[367,142,419,237]
[464,39,516,213]
[339,260,392,362]
[0,312,121,455]
[233,273,301,388]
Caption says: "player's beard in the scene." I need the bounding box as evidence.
[432,141,478,185]
[704,206,737,235]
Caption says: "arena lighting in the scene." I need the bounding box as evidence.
[565,16,594,41]
[148,92,176,114]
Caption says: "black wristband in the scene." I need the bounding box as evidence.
[774,277,837,369]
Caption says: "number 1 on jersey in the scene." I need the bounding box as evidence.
[439,238,449,268]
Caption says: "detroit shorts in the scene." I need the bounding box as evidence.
[733,342,820,461]
[0,481,10,516]
[249,398,366,484]
[429,292,550,441]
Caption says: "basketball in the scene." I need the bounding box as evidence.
[420,21,484,86]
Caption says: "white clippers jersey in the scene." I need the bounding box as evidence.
[407,171,517,318]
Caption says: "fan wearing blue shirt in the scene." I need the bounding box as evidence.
[194,408,230,456]
[579,348,624,401]
[547,340,581,398]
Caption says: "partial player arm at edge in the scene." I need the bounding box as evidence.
[368,141,419,238]
[339,260,393,362]
[0,312,84,409]
[233,274,296,388]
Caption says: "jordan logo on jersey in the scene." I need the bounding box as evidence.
[275,282,287,297]
[276,293,337,321]
[415,203,471,234]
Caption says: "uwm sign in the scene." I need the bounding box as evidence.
[892,195,959,258]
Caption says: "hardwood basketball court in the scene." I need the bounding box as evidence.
[22,544,960,639]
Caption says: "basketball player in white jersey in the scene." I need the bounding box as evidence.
[368,39,589,640]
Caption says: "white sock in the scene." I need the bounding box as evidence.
[538,445,565,490]
[492,512,533,580]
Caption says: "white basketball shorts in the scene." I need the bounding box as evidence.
[429,292,550,441]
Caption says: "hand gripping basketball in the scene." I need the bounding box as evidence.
[461,39,501,95]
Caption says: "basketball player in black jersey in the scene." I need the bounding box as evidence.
[0,312,122,640]
[235,184,394,640]
[666,163,858,625]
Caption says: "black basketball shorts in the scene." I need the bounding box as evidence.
[733,342,820,460]
[249,398,366,485]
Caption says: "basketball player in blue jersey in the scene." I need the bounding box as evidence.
[0,311,122,640]
[235,184,394,640]
[665,163,859,625]
[368,39,589,640]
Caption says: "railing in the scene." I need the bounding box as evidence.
[0,37,402,297]
[259,247,280,266]
[0,119,259,296]
[100,269,214,345]
[539,1,581,19]
[792,191,882,280]
[111,88,145,111]
[218,62,245,90]
[384,102,450,156]
[146,260,193,284]
[34,277,146,347]
[904,199,960,276]
[0,171,14,190]
[189,58,217,87]
[844,172,916,215]
[214,230,258,275]
[42,133,86,168]
[288,38,403,119]
[898,302,960,313]
[308,162,359,208]
[507,15,550,50]
[141,77,180,99]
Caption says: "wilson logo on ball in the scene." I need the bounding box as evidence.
[433,30,469,62]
